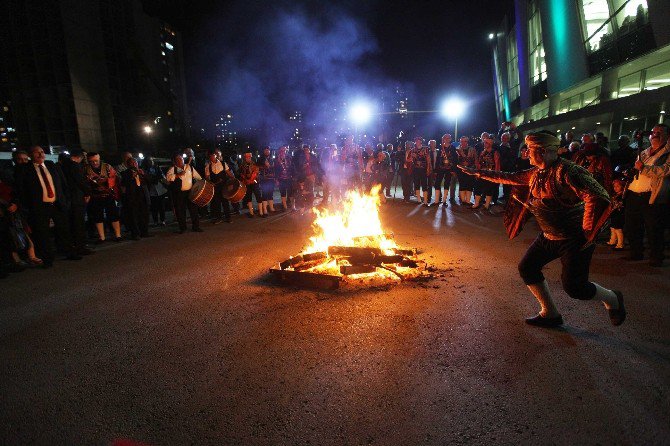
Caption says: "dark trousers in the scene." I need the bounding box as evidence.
[400,170,413,200]
[172,190,200,231]
[150,195,166,224]
[624,191,667,262]
[28,202,74,263]
[69,204,87,252]
[518,233,596,300]
[126,194,150,238]
[243,182,262,206]
[448,173,457,200]
[412,169,429,191]
[210,183,231,220]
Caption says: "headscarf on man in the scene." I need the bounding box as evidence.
[525,131,560,150]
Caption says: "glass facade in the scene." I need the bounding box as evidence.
[528,0,547,86]
[643,61,670,91]
[506,27,520,101]
[580,0,612,52]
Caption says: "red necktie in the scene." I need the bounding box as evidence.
[39,164,55,198]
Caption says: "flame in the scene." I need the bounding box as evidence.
[302,185,397,255]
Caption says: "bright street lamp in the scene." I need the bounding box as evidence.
[143,125,153,134]
[349,103,373,127]
[441,98,466,139]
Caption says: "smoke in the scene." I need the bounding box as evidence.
[189,1,410,145]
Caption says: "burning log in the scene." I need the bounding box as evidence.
[392,248,417,256]
[378,254,405,264]
[279,252,327,270]
[340,264,377,275]
[328,246,383,257]
[293,259,331,271]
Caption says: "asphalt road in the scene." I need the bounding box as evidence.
[2,199,669,445]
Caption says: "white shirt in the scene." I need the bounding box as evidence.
[33,163,56,203]
[627,148,666,193]
[166,165,202,191]
[206,160,229,176]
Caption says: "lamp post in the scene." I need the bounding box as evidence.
[441,98,466,140]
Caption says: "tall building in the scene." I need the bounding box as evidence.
[0,101,18,151]
[289,111,303,147]
[215,113,238,146]
[490,0,670,144]
[0,0,189,155]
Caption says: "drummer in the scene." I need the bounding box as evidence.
[205,149,233,224]
[239,151,263,218]
[166,152,204,233]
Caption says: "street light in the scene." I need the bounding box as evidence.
[349,103,373,126]
[441,97,466,139]
[143,125,153,134]
[488,33,495,40]
[349,102,374,144]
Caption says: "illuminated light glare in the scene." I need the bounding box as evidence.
[143,125,153,134]
[660,111,666,114]
[488,33,495,40]
[138,153,144,159]
[349,103,373,126]
[571,126,576,130]
[596,122,601,125]
[165,42,174,50]
[441,97,466,120]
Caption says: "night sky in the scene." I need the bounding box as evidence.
[143,0,514,140]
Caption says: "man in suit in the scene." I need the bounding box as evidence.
[15,146,81,267]
[61,149,93,255]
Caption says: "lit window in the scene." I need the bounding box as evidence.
[643,60,670,91]
[528,0,547,86]
[165,42,174,50]
[612,0,648,30]
[506,27,520,101]
[617,72,642,98]
[579,0,613,52]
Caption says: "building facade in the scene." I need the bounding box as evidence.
[491,0,670,144]
[0,0,189,156]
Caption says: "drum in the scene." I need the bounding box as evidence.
[222,178,247,203]
[189,180,215,207]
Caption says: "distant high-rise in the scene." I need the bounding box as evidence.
[289,111,303,146]
[0,0,189,155]
[215,113,238,146]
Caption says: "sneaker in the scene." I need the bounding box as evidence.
[609,291,626,326]
[525,313,564,328]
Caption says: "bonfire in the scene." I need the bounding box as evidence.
[271,185,426,288]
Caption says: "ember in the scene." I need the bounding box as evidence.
[271,186,427,288]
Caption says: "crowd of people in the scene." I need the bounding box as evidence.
[1,120,669,277]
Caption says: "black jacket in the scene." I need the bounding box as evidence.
[60,158,91,207]
[15,161,71,212]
